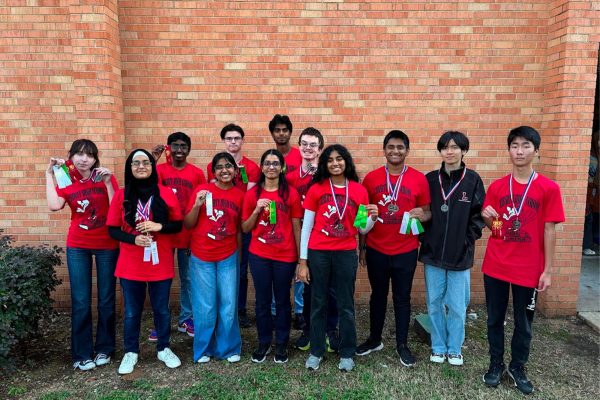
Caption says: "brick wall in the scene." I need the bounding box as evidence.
[1,0,598,316]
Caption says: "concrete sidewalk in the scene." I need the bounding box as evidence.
[577,254,600,332]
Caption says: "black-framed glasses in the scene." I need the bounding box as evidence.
[263,161,281,168]
[214,163,234,170]
[170,144,189,151]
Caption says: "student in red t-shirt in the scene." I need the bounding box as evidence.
[297,144,378,372]
[357,130,431,367]
[149,132,207,341]
[286,127,340,352]
[185,152,244,364]
[242,149,303,364]
[269,114,302,174]
[480,126,565,395]
[107,149,183,375]
[45,139,119,371]
[206,124,260,328]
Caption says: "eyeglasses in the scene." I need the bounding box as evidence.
[300,141,319,149]
[263,161,281,168]
[214,163,234,170]
[224,137,243,143]
[170,144,189,151]
[131,161,152,168]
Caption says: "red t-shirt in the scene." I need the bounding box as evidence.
[363,166,430,255]
[186,183,244,262]
[482,173,565,288]
[157,162,206,248]
[286,166,314,203]
[207,155,260,193]
[284,147,302,174]
[107,186,183,281]
[242,186,303,262]
[56,176,119,250]
[303,179,369,251]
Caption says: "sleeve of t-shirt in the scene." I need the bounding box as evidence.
[358,183,369,205]
[242,189,257,221]
[303,184,319,212]
[162,188,183,221]
[55,185,66,199]
[106,190,124,227]
[196,168,207,186]
[483,180,499,210]
[206,162,214,182]
[289,188,304,218]
[416,173,431,206]
[543,181,565,223]
[248,162,261,184]
[362,172,375,203]
[185,186,202,215]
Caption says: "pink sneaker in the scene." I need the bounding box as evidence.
[148,328,158,342]
[177,318,194,337]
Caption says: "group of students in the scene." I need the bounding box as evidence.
[45,116,564,395]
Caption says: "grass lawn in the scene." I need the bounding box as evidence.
[1,305,598,400]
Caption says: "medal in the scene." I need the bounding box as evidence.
[438,166,466,212]
[328,178,349,230]
[509,170,536,232]
[385,164,407,210]
[491,217,503,238]
[388,203,399,213]
[335,223,344,231]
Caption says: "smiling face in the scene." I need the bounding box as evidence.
[384,138,409,167]
[509,136,538,168]
[440,139,466,167]
[327,150,346,177]
[270,123,291,146]
[131,153,152,179]
[299,134,321,163]
[223,130,243,154]
[169,139,190,163]
[213,157,236,184]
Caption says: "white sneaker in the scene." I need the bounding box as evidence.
[197,355,211,363]
[227,354,241,363]
[583,248,597,256]
[73,359,96,371]
[157,348,181,369]
[430,353,446,363]
[448,354,464,366]
[94,353,111,366]
[118,352,138,374]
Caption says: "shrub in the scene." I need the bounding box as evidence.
[0,232,62,364]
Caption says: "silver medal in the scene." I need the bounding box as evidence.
[440,204,449,212]
[388,203,399,213]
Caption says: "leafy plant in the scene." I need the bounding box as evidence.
[0,232,62,364]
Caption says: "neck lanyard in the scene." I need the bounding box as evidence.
[509,170,536,231]
[329,178,349,223]
[386,165,407,202]
[438,167,466,212]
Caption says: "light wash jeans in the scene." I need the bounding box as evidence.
[176,248,192,324]
[424,264,470,355]
[189,251,241,362]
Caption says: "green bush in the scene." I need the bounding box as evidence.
[0,232,62,364]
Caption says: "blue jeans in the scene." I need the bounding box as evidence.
[176,248,192,324]
[250,253,296,345]
[424,264,470,355]
[120,278,172,353]
[238,232,251,314]
[272,280,304,315]
[66,247,118,362]
[189,252,242,362]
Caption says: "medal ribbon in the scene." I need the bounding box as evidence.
[269,201,277,224]
[299,163,314,179]
[329,178,349,223]
[386,165,407,202]
[239,165,248,183]
[164,144,172,164]
[353,204,368,229]
[438,167,467,204]
[509,170,536,218]
[136,196,153,223]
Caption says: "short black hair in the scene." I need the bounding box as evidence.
[507,126,541,150]
[220,123,245,140]
[298,127,324,150]
[167,131,191,147]
[269,114,293,133]
[383,130,409,149]
[437,131,470,152]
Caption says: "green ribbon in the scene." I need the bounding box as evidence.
[239,165,248,183]
[353,204,368,229]
[269,201,277,224]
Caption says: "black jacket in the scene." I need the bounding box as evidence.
[418,163,485,271]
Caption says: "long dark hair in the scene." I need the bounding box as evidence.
[67,139,100,169]
[313,144,359,183]
[256,149,289,202]
[123,149,169,228]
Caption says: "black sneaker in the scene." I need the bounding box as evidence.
[356,337,384,356]
[327,330,339,353]
[274,343,288,364]
[508,365,534,395]
[251,343,271,363]
[397,344,416,367]
[295,331,310,351]
[483,360,506,387]
[238,311,251,329]
[293,313,307,331]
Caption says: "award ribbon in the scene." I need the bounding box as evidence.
[136,197,158,265]
[438,166,467,212]
[205,192,213,217]
[299,164,315,179]
[329,178,349,226]
[269,201,277,224]
[164,144,172,164]
[386,164,407,203]
[239,165,248,183]
[399,211,425,235]
[353,204,368,229]
[53,165,72,189]
[65,160,83,181]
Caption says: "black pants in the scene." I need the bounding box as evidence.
[302,279,338,334]
[365,247,418,348]
[484,274,536,368]
[308,249,357,358]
